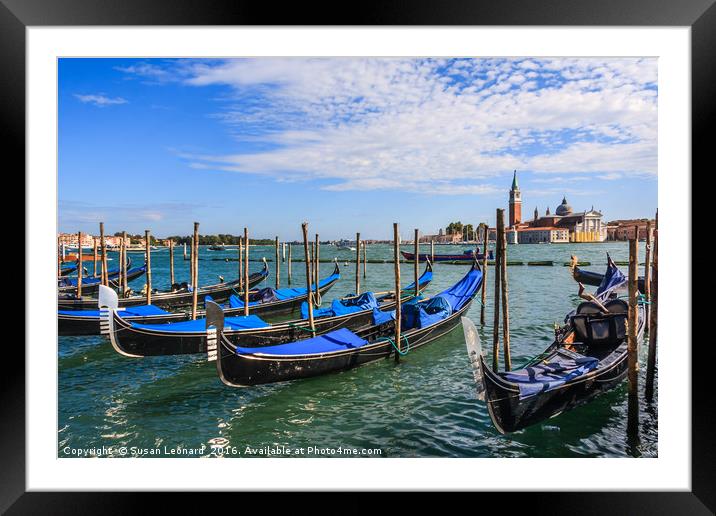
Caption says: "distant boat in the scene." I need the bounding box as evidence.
[335,239,356,251]
[401,248,493,262]
[208,243,226,251]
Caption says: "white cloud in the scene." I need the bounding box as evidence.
[74,93,128,107]
[122,57,657,193]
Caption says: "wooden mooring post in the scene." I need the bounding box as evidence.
[645,212,658,401]
[99,222,108,286]
[77,232,83,297]
[492,211,503,371]
[189,237,194,284]
[315,234,320,300]
[480,223,488,326]
[238,237,244,291]
[287,243,292,285]
[644,220,652,333]
[302,223,315,333]
[145,230,152,305]
[275,236,280,289]
[355,232,361,295]
[431,239,435,263]
[414,228,419,297]
[499,216,511,371]
[183,242,188,261]
[627,229,640,444]
[393,222,401,363]
[121,231,127,294]
[243,227,249,316]
[93,238,98,277]
[169,239,175,286]
[191,223,199,320]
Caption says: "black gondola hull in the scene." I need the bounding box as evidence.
[573,266,645,292]
[216,299,474,387]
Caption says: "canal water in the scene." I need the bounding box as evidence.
[58,241,657,458]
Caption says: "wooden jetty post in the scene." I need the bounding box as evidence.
[499,216,511,371]
[189,237,194,286]
[302,223,315,332]
[183,242,188,261]
[355,232,361,295]
[191,223,200,320]
[414,228,419,297]
[362,240,367,278]
[145,230,152,305]
[282,242,286,262]
[93,238,98,277]
[76,232,83,297]
[99,222,108,286]
[243,227,249,316]
[393,223,401,363]
[169,239,175,286]
[275,236,280,289]
[315,234,320,300]
[645,212,659,401]
[644,220,652,332]
[287,243,292,285]
[431,239,435,263]
[627,230,640,442]
[121,231,127,294]
[492,211,503,371]
[238,237,244,291]
[480,223,488,326]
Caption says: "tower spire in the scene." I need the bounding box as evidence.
[511,170,519,190]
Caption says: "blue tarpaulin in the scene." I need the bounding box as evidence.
[58,304,170,318]
[234,327,368,356]
[595,256,627,296]
[500,349,599,399]
[131,314,269,333]
[301,291,378,319]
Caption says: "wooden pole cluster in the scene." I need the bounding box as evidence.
[145,230,152,305]
[355,232,361,295]
[93,238,98,277]
[121,231,127,295]
[287,243,292,284]
[275,236,280,289]
[243,227,249,316]
[191,223,200,319]
[169,239,175,286]
[100,222,108,286]
[393,223,402,362]
[77,232,83,297]
[645,211,658,401]
[414,229,419,297]
[480,223,488,326]
[302,223,315,332]
[627,228,640,441]
[491,210,511,371]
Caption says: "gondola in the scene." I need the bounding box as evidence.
[209,261,481,387]
[59,263,78,276]
[57,261,269,311]
[57,259,146,296]
[58,255,132,287]
[61,260,344,337]
[570,253,644,291]
[98,262,433,356]
[465,258,645,434]
[401,248,493,262]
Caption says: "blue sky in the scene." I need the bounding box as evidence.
[58,57,657,240]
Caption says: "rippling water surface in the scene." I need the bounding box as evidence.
[59,242,657,458]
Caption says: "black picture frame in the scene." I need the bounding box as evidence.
[5,0,710,512]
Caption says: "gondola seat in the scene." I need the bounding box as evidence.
[570,299,628,346]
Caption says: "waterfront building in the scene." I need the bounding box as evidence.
[606,219,655,240]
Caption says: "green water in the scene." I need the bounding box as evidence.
[58,242,657,458]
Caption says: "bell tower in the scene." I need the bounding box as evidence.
[508,170,522,227]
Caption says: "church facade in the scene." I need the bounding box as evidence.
[506,171,607,243]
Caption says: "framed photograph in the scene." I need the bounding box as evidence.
[7,0,710,511]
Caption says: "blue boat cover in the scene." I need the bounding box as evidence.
[228,272,340,309]
[500,349,599,399]
[58,304,170,318]
[301,291,378,319]
[372,307,396,325]
[403,295,453,329]
[433,266,482,311]
[58,265,146,287]
[132,314,269,333]
[595,257,626,296]
[234,327,368,356]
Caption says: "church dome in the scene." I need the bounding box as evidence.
[555,196,573,216]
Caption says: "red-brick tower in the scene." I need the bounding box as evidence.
[508,170,522,228]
